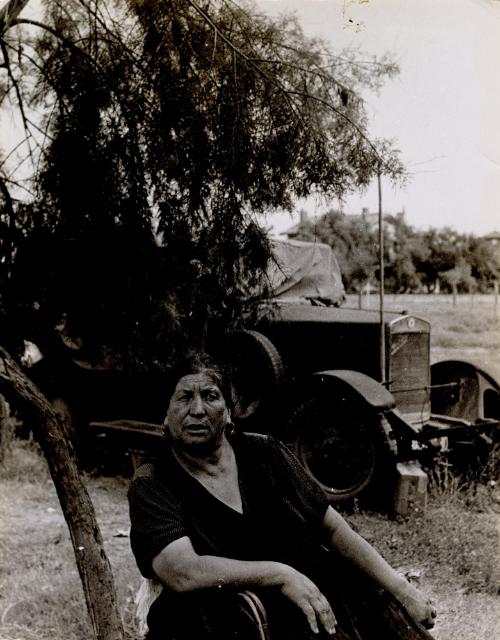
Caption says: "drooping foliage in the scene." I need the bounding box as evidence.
[0,0,402,367]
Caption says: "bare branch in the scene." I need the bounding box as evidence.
[0,39,38,164]
[0,0,31,35]
[13,17,108,74]
[185,0,309,127]
[185,0,391,173]
[1,173,35,196]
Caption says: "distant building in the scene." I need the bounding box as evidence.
[282,206,403,239]
[347,207,406,235]
[349,207,380,230]
[482,230,500,262]
[482,230,500,245]
[281,209,310,238]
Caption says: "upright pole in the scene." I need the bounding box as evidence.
[378,172,386,384]
[494,280,498,319]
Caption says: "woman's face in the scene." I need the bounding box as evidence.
[165,372,230,453]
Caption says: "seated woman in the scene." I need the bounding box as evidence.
[128,353,437,640]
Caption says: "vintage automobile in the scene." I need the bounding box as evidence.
[29,238,500,501]
[214,239,500,501]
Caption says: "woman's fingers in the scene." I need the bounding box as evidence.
[398,586,438,630]
[280,568,336,635]
[300,598,337,636]
[301,601,320,634]
[313,594,337,635]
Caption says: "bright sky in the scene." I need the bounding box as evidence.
[257,0,500,236]
[1,0,499,236]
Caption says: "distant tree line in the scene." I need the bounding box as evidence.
[294,210,500,294]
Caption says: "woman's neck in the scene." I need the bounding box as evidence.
[172,435,242,513]
[172,435,232,476]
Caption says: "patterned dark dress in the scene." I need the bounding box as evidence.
[128,432,434,640]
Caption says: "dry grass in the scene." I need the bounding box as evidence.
[0,440,142,640]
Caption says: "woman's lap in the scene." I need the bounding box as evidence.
[145,581,434,640]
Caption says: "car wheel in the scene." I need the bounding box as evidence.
[227,330,284,420]
[287,392,385,501]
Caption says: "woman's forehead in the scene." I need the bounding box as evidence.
[174,372,221,391]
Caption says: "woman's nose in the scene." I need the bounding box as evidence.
[189,394,205,416]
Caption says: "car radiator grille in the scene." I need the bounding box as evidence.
[388,332,431,427]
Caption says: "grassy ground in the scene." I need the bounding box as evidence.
[0,442,141,640]
[1,439,498,640]
[350,493,500,640]
[1,294,499,639]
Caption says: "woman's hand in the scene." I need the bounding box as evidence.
[395,581,437,630]
[322,508,437,631]
[279,566,336,635]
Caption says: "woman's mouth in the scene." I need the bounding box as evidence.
[183,424,210,434]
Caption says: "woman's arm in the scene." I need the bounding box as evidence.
[322,507,436,629]
[152,535,337,635]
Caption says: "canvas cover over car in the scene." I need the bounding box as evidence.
[267,238,345,305]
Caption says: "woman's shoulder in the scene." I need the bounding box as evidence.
[132,461,159,482]
[128,445,179,497]
[236,431,292,461]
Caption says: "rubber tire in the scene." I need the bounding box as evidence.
[287,390,386,501]
[227,330,284,420]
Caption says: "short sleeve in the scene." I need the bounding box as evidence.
[128,463,189,578]
[252,435,330,528]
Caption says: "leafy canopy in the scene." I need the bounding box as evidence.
[0,0,402,366]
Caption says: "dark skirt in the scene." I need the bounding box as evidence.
[145,560,435,640]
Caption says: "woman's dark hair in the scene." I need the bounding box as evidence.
[167,351,232,409]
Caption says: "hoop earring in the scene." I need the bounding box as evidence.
[226,421,235,436]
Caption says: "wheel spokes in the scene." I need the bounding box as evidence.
[292,399,377,498]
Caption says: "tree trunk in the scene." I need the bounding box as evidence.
[0,393,15,463]
[0,345,124,640]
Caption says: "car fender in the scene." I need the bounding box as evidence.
[310,369,396,411]
[431,359,500,422]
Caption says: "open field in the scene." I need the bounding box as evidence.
[346,293,500,381]
[1,293,499,640]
